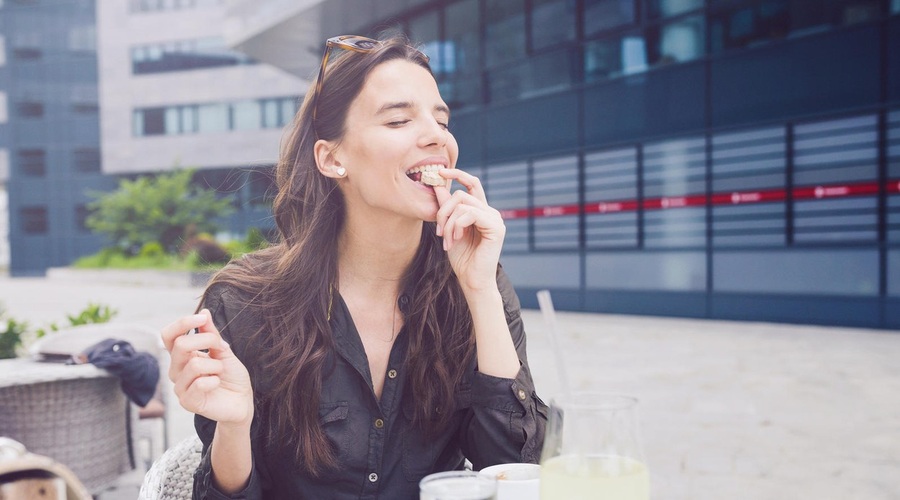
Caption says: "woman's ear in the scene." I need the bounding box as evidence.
[314,139,346,179]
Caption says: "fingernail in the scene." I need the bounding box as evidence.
[192,313,205,321]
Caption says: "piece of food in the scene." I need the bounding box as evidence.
[420,170,444,186]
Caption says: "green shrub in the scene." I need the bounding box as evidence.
[86,169,234,254]
[35,302,119,339]
[139,241,165,259]
[0,316,29,360]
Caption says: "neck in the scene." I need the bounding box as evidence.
[337,210,422,297]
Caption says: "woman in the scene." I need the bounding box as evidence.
[161,32,547,499]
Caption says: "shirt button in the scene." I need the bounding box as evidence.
[387,369,397,379]
[517,389,527,401]
[368,472,378,482]
[374,418,384,429]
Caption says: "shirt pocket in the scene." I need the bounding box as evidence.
[318,401,365,480]
[400,402,439,483]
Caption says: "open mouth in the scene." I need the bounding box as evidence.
[406,164,444,187]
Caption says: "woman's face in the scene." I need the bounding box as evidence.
[332,58,458,222]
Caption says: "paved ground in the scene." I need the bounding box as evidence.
[1,275,898,499]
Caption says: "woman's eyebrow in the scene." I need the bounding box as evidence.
[376,101,413,115]
[375,102,451,117]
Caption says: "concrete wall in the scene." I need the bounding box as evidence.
[97,1,307,174]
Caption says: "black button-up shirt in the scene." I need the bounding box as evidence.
[193,269,547,499]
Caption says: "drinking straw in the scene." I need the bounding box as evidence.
[536,289,572,403]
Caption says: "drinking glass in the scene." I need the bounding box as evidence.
[539,393,650,500]
[479,463,540,500]
[419,470,497,500]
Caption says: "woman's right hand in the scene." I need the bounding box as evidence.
[161,309,254,428]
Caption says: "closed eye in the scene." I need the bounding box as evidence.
[386,119,411,127]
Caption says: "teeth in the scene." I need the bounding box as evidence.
[406,164,445,187]
[406,164,443,174]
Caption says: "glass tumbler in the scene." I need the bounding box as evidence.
[419,470,497,500]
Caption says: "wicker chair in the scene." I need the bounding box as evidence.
[28,322,171,467]
[138,435,203,500]
[0,359,133,495]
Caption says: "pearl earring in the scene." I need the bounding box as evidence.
[335,167,346,177]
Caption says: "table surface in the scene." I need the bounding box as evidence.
[0,358,112,388]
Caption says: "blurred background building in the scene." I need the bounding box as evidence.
[1,0,898,328]
[97,0,301,239]
[0,0,114,273]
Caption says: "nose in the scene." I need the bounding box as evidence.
[418,118,448,149]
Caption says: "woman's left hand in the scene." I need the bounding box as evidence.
[434,168,506,293]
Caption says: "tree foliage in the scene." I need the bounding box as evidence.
[86,169,234,254]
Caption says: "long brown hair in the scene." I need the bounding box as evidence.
[202,32,475,476]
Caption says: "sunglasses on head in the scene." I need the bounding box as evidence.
[311,35,430,134]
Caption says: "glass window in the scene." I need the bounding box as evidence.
[642,136,707,248]
[789,0,881,36]
[279,98,296,127]
[197,103,228,133]
[647,14,705,65]
[182,106,197,133]
[248,167,276,207]
[16,101,43,118]
[584,34,647,82]
[443,0,482,108]
[21,206,48,235]
[486,161,530,252]
[533,155,580,251]
[76,204,91,232]
[792,114,879,243]
[409,10,443,75]
[709,1,789,53]
[489,49,575,103]
[585,0,636,36]
[531,0,576,50]
[232,100,260,131]
[711,125,787,247]
[585,147,639,248]
[18,149,45,177]
[13,47,41,60]
[139,107,165,135]
[132,37,251,75]
[165,107,181,134]
[262,100,279,129]
[647,0,703,19]
[73,148,101,173]
[133,110,144,136]
[484,0,526,68]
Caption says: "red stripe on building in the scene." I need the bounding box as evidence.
[584,200,640,214]
[643,194,707,210]
[792,182,880,200]
[710,188,786,206]
[498,181,895,220]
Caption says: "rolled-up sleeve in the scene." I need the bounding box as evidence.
[191,286,265,500]
[460,267,549,469]
[193,415,263,500]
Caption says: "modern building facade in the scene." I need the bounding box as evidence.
[97,0,305,238]
[0,0,116,275]
[224,0,900,328]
